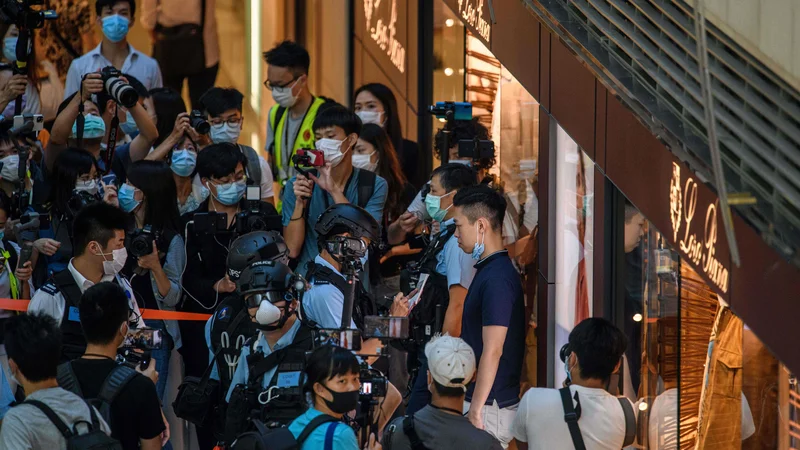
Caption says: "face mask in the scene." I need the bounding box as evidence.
[351,152,377,172]
[564,357,573,385]
[97,246,127,276]
[119,110,138,136]
[71,114,107,139]
[356,110,383,126]
[101,14,130,43]
[450,159,471,167]
[252,298,291,331]
[424,190,454,223]
[3,37,17,62]
[75,179,99,195]
[210,122,241,144]
[209,179,246,206]
[316,138,351,168]
[170,149,197,177]
[320,383,360,414]
[271,80,299,108]
[0,154,19,183]
[472,222,485,260]
[118,183,141,213]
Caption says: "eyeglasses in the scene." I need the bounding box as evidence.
[263,77,299,91]
[211,173,247,185]
[209,117,243,127]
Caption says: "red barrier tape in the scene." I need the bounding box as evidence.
[0,299,212,321]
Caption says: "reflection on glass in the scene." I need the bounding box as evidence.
[431,1,464,165]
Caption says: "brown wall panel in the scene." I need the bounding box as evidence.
[538,109,553,283]
[549,38,596,157]
[592,164,606,314]
[595,81,607,171]
[540,28,551,111]
[490,0,540,102]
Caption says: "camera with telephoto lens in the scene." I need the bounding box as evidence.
[128,225,160,258]
[0,0,56,30]
[100,66,138,108]
[189,110,210,134]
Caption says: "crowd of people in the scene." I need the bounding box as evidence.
[0,1,640,449]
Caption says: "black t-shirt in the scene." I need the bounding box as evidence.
[68,358,165,449]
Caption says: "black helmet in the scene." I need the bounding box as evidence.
[314,203,379,242]
[236,260,303,297]
[227,231,288,280]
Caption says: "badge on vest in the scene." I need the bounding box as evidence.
[217,306,231,321]
[68,306,81,322]
[277,371,302,388]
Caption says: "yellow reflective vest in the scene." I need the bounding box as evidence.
[269,97,327,183]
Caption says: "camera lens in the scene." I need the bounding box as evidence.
[105,77,139,108]
[191,116,210,135]
[130,235,153,258]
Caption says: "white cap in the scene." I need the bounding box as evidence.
[425,334,476,391]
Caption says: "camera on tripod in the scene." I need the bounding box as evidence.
[189,110,210,134]
[100,66,138,108]
[128,225,160,258]
[428,101,496,167]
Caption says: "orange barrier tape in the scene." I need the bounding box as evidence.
[0,299,212,321]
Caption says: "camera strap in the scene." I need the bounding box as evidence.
[77,98,85,149]
[559,387,586,450]
[105,104,120,175]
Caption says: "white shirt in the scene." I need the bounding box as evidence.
[63,43,163,100]
[28,259,145,328]
[511,385,632,450]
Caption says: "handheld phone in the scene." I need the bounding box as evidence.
[363,315,409,339]
[315,328,362,351]
[193,212,228,234]
[12,114,44,133]
[123,328,163,350]
[99,173,117,197]
[429,102,473,121]
[294,149,325,167]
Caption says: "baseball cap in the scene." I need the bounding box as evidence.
[425,334,476,391]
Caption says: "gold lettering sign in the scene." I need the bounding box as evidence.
[457,0,492,43]
[670,162,730,293]
[364,0,406,74]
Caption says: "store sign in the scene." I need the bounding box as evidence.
[363,0,406,74]
[669,162,730,293]
[455,0,492,45]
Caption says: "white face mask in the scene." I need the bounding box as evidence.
[271,79,299,108]
[356,110,383,126]
[352,152,377,172]
[97,246,128,276]
[255,300,282,326]
[316,138,352,168]
[0,154,20,183]
[75,179,99,195]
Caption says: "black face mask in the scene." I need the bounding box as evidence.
[320,383,359,414]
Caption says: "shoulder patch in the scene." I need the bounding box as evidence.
[39,282,59,296]
[217,306,231,321]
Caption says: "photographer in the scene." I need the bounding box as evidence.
[0,128,33,202]
[28,202,145,361]
[0,193,34,301]
[64,0,162,99]
[282,105,387,275]
[289,345,382,450]
[58,282,166,450]
[118,160,185,411]
[198,87,274,205]
[0,24,46,118]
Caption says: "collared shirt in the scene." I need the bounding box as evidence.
[302,255,357,330]
[435,218,477,290]
[225,320,303,402]
[64,43,163,100]
[28,259,146,328]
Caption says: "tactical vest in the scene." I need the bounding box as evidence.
[225,323,315,442]
[268,97,327,183]
[400,223,456,345]
[306,262,376,332]
[40,270,91,362]
[209,294,258,393]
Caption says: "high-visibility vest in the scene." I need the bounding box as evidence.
[269,96,326,183]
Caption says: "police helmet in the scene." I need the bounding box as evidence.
[227,231,288,281]
[236,259,305,300]
[313,203,380,242]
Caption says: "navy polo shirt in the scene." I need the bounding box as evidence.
[461,250,525,408]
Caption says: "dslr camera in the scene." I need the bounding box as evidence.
[189,110,210,134]
[67,189,100,219]
[235,186,281,234]
[0,0,56,30]
[100,66,138,108]
[128,225,160,258]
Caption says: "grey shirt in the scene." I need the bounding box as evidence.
[382,405,503,450]
[265,110,305,181]
[0,387,111,449]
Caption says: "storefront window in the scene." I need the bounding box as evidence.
[431,1,465,166]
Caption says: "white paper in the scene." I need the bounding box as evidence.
[408,273,429,310]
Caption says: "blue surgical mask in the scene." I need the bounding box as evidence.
[209,179,245,206]
[71,114,107,139]
[210,123,241,144]
[471,222,485,260]
[564,357,573,384]
[451,159,472,167]
[101,14,130,43]
[119,110,138,136]
[118,183,141,213]
[424,190,454,223]
[3,37,16,62]
[170,148,197,177]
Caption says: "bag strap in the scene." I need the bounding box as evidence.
[618,397,636,447]
[23,399,74,438]
[296,414,339,445]
[83,399,101,430]
[356,168,376,209]
[559,387,586,450]
[324,422,337,450]
[56,362,84,398]
[248,345,288,384]
[402,414,430,450]
[97,364,138,406]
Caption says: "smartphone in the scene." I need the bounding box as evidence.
[13,114,44,132]
[315,328,362,351]
[429,102,473,121]
[193,212,228,234]
[123,328,163,350]
[295,149,325,167]
[99,174,117,197]
[458,139,495,160]
[246,185,261,201]
[363,316,409,339]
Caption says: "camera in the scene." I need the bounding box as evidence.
[11,114,43,136]
[291,148,324,177]
[359,362,387,398]
[100,66,138,108]
[116,347,152,371]
[458,137,496,164]
[324,235,368,260]
[189,110,210,134]
[235,186,282,234]
[13,211,38,242]
[67,189,99,219]
[0,0,56,30]
[428,101,472,121]
[128,225,159,258]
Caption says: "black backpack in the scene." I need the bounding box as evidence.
[231,414,339,450]
[56,362,138,428]
[23,399,122,450]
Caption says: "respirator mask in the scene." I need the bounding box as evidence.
[245,291,295,331]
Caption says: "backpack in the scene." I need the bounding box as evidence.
[56,362,138,428]
[231,414,340,450]
[23,399,122,450]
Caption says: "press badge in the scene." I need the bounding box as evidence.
[68,306,81,322]
[277,371,301,387]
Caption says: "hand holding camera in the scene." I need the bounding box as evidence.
[1,74,27,103]
[80,73,104,102]
[136,240,162,271]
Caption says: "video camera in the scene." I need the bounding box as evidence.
[100,66,138,108]
[128,225,160,259]
[0,0,56,30]
[117,328,163,370]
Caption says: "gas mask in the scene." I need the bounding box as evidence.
[246,291,294,331]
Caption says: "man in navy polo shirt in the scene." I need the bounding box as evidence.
[452,185,525,448]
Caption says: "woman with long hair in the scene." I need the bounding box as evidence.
[354,83,421,187]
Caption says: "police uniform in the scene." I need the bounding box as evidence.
[204,293,258,390]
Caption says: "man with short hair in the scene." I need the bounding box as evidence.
[58,282,166,450]
[511,318,631,450]
[64,0,163,99]
[453,185,525,448]
[28,202,145,361]
[198,87,275,204]
[263,40,328,183]
[0,313,111,448]
[382,334,502,450]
